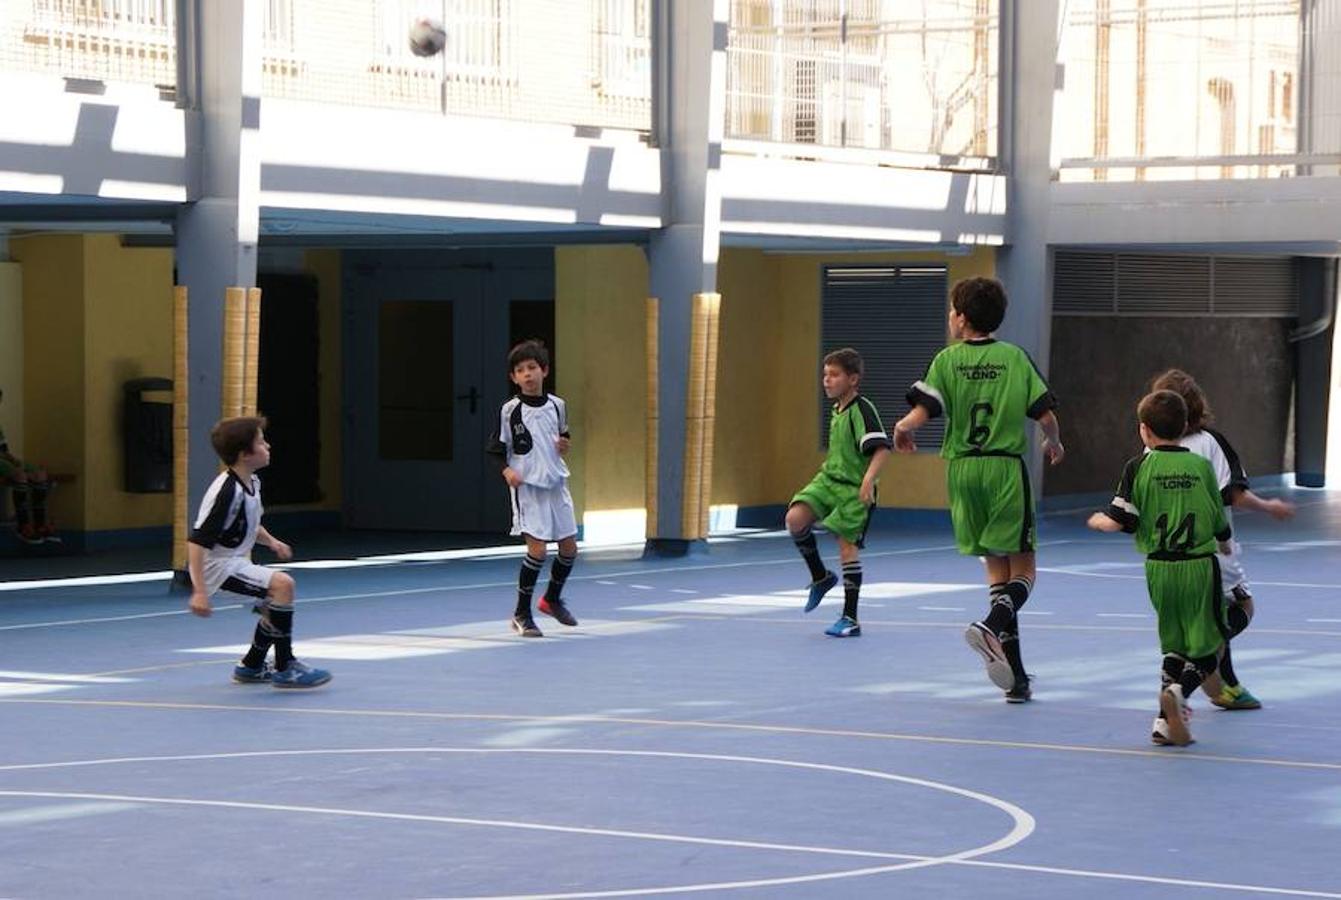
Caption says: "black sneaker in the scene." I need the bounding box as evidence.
[537,596,578,627]
[1005,676,1032,704]
[511,615,543,638]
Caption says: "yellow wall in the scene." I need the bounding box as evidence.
[716,246,997,511]
[553,244,996,525]
[11,235,87,527]
[82,235,175,530]
[0,262,23,458]
[554,245,649,520]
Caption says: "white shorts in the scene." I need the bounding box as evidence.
[203,556,275,600]
[511,483,577,542]
[1218,540,1247,595]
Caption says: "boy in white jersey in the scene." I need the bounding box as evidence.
[187,416,331,688]
[1150,369,1294,710]
[488,341,579,637]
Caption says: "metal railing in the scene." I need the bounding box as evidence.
[1057,0,1340,180]
[1,0,177,87]
[725,0,999,167]
[0,0,651,132]
[261,0,651,131]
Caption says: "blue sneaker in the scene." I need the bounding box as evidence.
[271,660,332,689]
[804,571,839,613]
[825,615,861,637]
[232,662,273,684]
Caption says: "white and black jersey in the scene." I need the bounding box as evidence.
[488,393,571,488]
[487,393,577,541]
[1179,428,1249,505]
[189,470,274,598]
[1180,427,1250,593]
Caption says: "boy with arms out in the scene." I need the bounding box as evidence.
[488,341,579,638]
[785,348,892,638]
[894,277,1063,702]
[1149,368,1295,710]
[1088,390,1231,746]
[187,416,331,688]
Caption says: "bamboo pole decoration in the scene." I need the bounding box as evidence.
[172,286,189,572]
[242,287,262,416]
[645,297,659,539]
[697,293,722,537]
[222,287,247,419]
[680,294,711,539]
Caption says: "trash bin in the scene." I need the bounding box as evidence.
[123,377,173,493]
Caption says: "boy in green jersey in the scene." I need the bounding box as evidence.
[1088,390,1231,746]
[893,278,1063,702]
[786,348,892,637]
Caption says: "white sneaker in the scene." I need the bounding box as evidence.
[1157,686,1193,746]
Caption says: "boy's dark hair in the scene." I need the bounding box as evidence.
[508,339,550,371]
[1149,368,1211,433]
[211,416,267,466]
[950,276,1008,334]
[823,348,864,377]
[1138,390,1187,442]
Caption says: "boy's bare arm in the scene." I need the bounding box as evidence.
[1229,487,1295,521]
[860,447,891,504]
[256,525,293,561]
[187,543,212,616]
[1036,410,1065,464]
[892,406,930,453]
[1086,511,1122,532]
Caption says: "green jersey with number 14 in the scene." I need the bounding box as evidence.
[1106,446,1231,558]
[907,338,1057,459]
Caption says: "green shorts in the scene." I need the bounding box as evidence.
[791,472,874,546]
[1146,556,1226,660]
[947,455,1034,557]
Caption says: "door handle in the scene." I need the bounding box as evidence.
[455,386,479,414]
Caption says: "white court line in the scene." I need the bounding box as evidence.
[1096,613,1149,619]
[0,747,1034,897]
[0,541,975,632]
[0,671,133,684]
[1040,567,1341,590]
[0,800,139,826]
[1307,619,1341,624]
[3,699,1339,772]
[0,751,1336,899]
[0,538,977,596]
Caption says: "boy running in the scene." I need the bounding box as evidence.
[1088,390,1231,746]
[1150,368,1295,710]
[894,277,1063,702]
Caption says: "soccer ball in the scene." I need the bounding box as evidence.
[408,17,447,57]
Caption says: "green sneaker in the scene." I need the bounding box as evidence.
[1211,684,1262,710]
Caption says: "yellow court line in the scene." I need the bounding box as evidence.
[1,697,1338,773]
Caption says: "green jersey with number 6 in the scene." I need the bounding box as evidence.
[1107,446,1230,557]
[907,338,1056,458]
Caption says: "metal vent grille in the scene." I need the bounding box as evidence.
[1214,257,1298,316]
[1054,251,1298,318]
[1054,252,1116,313]
[1117,254,1212,314]
[821,265,947,450]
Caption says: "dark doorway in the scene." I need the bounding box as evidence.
[257,272,321,504]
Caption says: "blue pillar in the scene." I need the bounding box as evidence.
[645,0,727,556]
[994,0,1062,495]
[174,0,262,571]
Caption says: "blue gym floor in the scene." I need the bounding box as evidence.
[1,491,1339,899]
